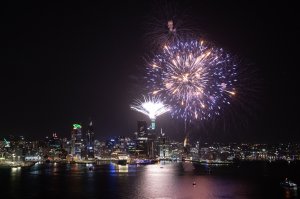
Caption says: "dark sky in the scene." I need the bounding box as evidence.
[2,1,299,142]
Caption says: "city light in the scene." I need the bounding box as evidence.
[73,124,82,129]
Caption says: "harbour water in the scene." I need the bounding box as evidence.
[0,161,299,198]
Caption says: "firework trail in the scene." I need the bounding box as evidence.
[146,39,237,122]
[130,95,170,129]
[144,1,198,49]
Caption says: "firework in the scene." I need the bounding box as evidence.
[130,95,170,130]
[144,1,198,49]
[146,18,198,49]
[146,39,237,121]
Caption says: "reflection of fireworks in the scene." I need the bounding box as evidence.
[147,40,237,121]
[130,95,170,120]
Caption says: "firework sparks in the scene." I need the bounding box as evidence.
[130,95,170,120]
[146,39,237,121]
[145,2,199,49]
[130,95,170,129]
[146,17,197,49]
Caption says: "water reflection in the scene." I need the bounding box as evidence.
[11,167,21,175]
[108,163,138,177]
[132,162,274,199]
[181,161,195,172]
[139,163,177,199]
[283,187,298,198]
[1,162,299,199]
[10,167,21,185]
[109,163,128,173]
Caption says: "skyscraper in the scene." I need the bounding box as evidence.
[158,129,170,159]
[137,121,147,138]
[49,133,61,149]
[71,124,83,159]
[86,120,95,159]
[136,121,148,157]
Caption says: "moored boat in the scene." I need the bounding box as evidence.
[280,178,297,189]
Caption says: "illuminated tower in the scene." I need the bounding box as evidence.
[71,124,83,159]
[86,120,95,159]
[130,95,170,131]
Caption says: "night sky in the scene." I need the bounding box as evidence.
[2,1,299,142]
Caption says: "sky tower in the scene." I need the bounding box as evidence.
[130,95,170,130]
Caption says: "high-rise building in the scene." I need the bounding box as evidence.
[137,121,147,138]
[147,128,157,159]
[86,120,95,159]
[156,129,171,159]
[71,124,83,159]
[127,139,136,155]
[136,121,148,157]
[49,133,61,149]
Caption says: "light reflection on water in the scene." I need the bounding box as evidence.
[0,162,299,198]
[284,188,298,199]
[109,163,129,173]
[11,166,21,174]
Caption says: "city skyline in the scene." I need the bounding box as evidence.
[2,1,299,142]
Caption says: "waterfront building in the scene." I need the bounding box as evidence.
[86,120,95,159]
[71,123,84,159]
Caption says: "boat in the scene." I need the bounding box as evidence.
[0,161,35,168]
[134,159,158,165]
[111,151,129,165]
[115,159,127,165]
[194,159,234,165]
[280,178,297,189]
